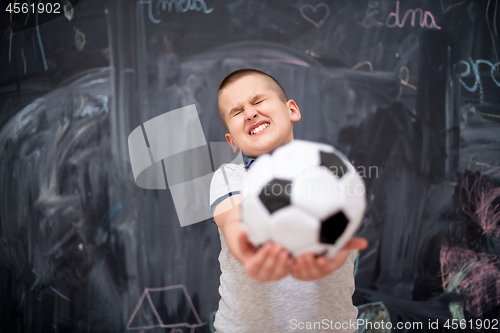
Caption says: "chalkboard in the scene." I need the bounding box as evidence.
[1,0,500,332]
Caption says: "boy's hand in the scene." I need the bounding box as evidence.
[290,237,368,281]
[238,232,292,283]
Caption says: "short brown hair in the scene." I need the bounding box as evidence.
[218,69,288,132]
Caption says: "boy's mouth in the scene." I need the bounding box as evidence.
[249,122,270,136]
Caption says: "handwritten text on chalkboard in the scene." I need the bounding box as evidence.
[458,58,500,102]
[139,0,214,24]
[360,0,441,29]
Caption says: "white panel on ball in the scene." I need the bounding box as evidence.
[291,167,346,220]
[272,140,328,179]
[241,195,272,246]
[269,206,324,257]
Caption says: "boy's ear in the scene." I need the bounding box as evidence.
[225,133,240,154]
[287,99,301,122]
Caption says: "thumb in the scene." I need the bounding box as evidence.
[343,237,368,251]
[238,231,257,260]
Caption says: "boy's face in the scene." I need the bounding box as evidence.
[218,74,301,157]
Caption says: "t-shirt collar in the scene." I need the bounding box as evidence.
[242,152,256,169]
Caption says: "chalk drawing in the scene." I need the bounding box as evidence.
[262,58,310,67]
[64,0,74,21]
[495,0,499,39]
[299,4,330,28]
[351,61,373,72]
[396,66,417,100]
[139,0,214,24]
[21,49,27,75]
[126,285,206,332]
[357,301,391,333]
[371,42,384,64]
[50,286,70,301]
[35,0,48,71]
[440,0,466,13]
[75,28,86,51]
[440,245,500,317]
[486,0,499,65]
[9,29,12,64]
[332,24,346,46]
[457,58,500,103]
[459,172,500,238]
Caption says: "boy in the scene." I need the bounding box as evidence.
[210,69,367,332]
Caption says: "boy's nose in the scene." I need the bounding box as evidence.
[246,108,258,120]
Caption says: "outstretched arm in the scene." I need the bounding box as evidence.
[213,194,292,282]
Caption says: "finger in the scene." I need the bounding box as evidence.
[305,254,324,279]
[318,252,344,272]
[258,244,284,280]
[245,243,272,277]
[238,232,257,260]
[269,249,291,280]
[342,237,368,251]
[296,254,319,281]
[290,256,304,279]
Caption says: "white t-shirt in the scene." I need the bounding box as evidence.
[210,163,358,333]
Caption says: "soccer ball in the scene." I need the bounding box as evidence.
[241,140,366,258]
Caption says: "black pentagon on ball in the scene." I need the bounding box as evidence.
[319,211,349,244]
[259,179,292,214]
[320,151,347,178]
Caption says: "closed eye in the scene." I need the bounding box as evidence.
[255,100,264,105]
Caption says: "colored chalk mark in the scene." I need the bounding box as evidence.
[299,3,330,28]
[127,285,206,332]
[359,1,441,30]
[351,61,373,72]
[357,301,391,333]
[139,0,214,24]
[440,0,466,13]
[457,58,500,103]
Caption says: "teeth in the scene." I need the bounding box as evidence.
[251,123,269,135]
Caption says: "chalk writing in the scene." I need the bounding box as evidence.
[359,0,441,30]
[299,4,330,28]
[127,285,206,332]
[457,58,500,102]
[139,0,214,24]
[358,0,384,28]
[440,0,466,13]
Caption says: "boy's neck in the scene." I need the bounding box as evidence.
[240,138,295,166]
